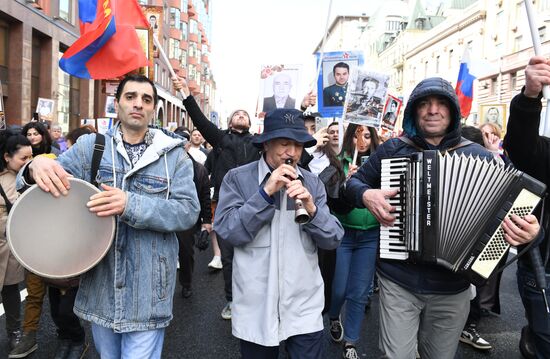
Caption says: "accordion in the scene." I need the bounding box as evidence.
[380,150,546,285]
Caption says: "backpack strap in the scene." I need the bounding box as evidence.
[398,136,473,154]
[0,184,12,213]
[91,133,105,187]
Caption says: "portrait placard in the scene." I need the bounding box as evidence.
[343,69,389,128]
[142,5,163,59]
[105,96,117,118]
[36,98,55,122]
[381,95,403,131]
[316,51,364,118]
[479,104,507,132]
[258,64,301,115]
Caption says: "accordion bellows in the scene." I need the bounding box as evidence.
[380,151,546,286]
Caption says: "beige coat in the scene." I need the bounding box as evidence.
[0,169,24,287]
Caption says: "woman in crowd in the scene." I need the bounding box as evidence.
[9,123,88,359]
[0,131,32,350]
[328,124,381,359]
[21,122,59,157]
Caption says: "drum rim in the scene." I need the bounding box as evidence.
[6,177,116,279]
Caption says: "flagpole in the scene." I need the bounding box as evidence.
[153,35,186,98]
[524,0,550,128]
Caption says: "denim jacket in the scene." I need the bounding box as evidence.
[18,123,200,332]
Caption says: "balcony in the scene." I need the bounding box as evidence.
[170,59,181,72]
[181,12,188,22]
[187,56,198,65]
[179,40,188,50]
[188,33,198,43]
[201,54,209,64]
[169,28,182,40]
[168,0,180,8]
[188,1,196,17]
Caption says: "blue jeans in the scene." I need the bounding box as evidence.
[91,323,165,359]
[328,227,378,343]
[517,264,550,358]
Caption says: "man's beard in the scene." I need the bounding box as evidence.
[230,122,249,132]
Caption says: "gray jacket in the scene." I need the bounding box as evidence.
[214,157,343,345]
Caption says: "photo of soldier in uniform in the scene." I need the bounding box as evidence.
[344,70,389,127]
[381,95,402,131]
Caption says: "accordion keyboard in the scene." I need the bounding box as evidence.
[380,158,410,260]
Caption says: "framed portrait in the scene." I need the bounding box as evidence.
[258,64,301,115]
[36,98,55,122]
[479,104,507,133]
[97,118,113,135]
[316,51,364,117]
[142,5,163,59]
[343,69,389,128]
[381,95,403,131]
[105,96,117,118]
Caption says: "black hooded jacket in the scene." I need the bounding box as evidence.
[504,90,550,270]
[183,96,261,201]
[346,77,493,294]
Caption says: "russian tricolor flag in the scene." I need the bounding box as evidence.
[455,48,476,119]
[59,0,150,79]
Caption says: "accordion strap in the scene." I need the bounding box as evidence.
[398,136,473,154]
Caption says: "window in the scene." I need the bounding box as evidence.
[181,0,188,13]
[188,42,196,58]
[510,72,517,91]
[188,64,196,81]
[58,51,71,132]
[59,0,71,22]
[513,35,523,52]
[540,26,546,42]
[169,39,180,59]
[138,0,148,5]
[180,50,187,67]
[448,49,453,68]
[490,77,498,96]
[181,22,188,40]
[189,19,198,35]
[170,8,180,29]
[435,55,440,73]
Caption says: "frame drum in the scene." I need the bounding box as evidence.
[7,178,115,279]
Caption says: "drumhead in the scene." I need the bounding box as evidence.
[7,178,115,279]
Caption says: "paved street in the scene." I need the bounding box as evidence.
[0,249,530,358]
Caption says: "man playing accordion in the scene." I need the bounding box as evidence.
[346,77,540,359]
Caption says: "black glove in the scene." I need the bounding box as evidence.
[194,229,210,251]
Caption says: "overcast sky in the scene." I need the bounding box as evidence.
[208,0,444,127]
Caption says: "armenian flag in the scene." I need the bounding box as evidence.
[59,0,149,79]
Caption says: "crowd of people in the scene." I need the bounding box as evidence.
[0,56,548,359]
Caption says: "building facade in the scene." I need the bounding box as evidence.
[0,0,215,132]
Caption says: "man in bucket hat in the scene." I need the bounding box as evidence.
[214,108,344,359]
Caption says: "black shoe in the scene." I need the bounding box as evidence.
[329,316,344,343]
[8,331,37,358]
[182,287,193,298]
[459,324,492,350]
[7,330,21,351]
[66,341,89,359]
[343,344,359,359]
[520,325,536,359]
[53,339,72,359]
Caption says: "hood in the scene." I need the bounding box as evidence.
[402,77,461,139]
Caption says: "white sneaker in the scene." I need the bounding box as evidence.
[208,256,223,269]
